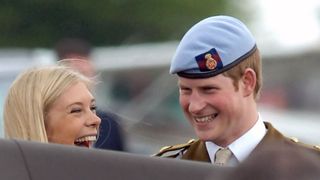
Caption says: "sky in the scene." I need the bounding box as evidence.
[252,0,320,54]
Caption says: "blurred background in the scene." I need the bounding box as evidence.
[0,0,320,154]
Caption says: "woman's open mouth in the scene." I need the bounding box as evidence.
[74,135,97,148]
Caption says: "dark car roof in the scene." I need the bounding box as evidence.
[0,138,229,180]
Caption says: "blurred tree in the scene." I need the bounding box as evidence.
[0,0,245,48]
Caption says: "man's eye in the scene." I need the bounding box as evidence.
[179,87,190,91]
[203,86,218,92]
[204,87,214,91]
[179,88,191,95]
[70,109,82,113]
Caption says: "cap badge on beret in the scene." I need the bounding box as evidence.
[205,54,217,70]
[195,48,223,72]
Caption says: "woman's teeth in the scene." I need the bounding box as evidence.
[74,135,97,148]
[194,114,218,123]
[75,135,97,143]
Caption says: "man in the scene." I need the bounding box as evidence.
[55,38,125,151]
[154,15,320,166]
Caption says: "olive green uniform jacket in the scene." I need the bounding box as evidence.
[155,122,320,162]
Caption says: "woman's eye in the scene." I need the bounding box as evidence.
[90,106,97,113]
[70,108,82,113]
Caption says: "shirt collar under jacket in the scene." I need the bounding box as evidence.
[206,113,267,166]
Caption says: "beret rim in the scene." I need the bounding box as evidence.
[177,45,257,79]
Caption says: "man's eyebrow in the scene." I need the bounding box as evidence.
[177,82,188,88]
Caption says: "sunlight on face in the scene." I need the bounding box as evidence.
[45,82,101,148]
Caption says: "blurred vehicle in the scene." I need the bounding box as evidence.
[0,138,226,180]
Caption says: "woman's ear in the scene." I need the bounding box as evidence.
[242,68,256,97]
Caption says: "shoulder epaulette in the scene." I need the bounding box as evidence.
[152,139,196,158]
[314,145,320,151]
[288,136,320,152]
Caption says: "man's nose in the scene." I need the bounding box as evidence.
[188,92,206,113]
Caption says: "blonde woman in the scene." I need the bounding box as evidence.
[4,66,101,148]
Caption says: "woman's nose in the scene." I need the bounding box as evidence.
[87,112,101,129]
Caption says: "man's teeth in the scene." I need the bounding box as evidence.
[194,114,217,123]
[75,135,97,143]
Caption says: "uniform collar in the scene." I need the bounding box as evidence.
[206,113,267,165]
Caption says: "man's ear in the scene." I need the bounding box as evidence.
[242,68,256,97]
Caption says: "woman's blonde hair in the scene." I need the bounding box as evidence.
[4,66,93,142]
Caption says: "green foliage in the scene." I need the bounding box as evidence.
[0,0,242,48]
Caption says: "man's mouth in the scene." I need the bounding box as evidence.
[74,135,97,148]
[194,113,218,123]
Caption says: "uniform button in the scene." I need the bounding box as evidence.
[290,137,299,143]
[314,145,320,150]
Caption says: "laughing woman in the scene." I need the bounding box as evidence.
[3,66,101,148]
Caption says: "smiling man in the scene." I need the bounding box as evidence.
[154,15,320,166]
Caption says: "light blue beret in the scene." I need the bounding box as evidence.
[170,15,257,78]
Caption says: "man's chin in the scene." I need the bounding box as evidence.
[196,132,215,142]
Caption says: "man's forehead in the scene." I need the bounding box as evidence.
[177,75,224,86]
